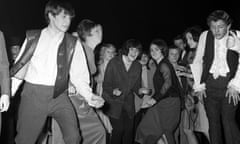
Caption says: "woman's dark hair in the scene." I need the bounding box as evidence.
[167,45,181,57]
[121,39,142,56]
[184,25,202,42]
[137,50,151,69]
[150,38,168,57]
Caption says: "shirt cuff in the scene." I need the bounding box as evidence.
[85,94,100,107]
[228,79,240,93]
[193,83,206,92]
[1,94,9,98]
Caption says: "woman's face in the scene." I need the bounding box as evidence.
[104,47,116,61]
[185,32,198,49]
[139,53,149,65]
[150,44,163,61]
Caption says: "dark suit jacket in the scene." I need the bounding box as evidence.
[102,55,142,119]
[0,31,10,96]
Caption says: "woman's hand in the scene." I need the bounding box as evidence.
[113,88,122,96]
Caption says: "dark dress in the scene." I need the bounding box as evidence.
[135,58,182,144]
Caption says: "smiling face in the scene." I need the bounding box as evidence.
[49,10,72,32]
[150,44,163,62]
[127,47,140,62]
[209,19,230,40]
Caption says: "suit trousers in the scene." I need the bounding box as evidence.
[205,76,240,144]
[15,82,80,144]
[109,109,134,144]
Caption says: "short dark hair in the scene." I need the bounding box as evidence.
[137,50,150,61]
[45,0,75,24]
[167,45,180,56]
[173,34,185,43]
[150,38,168,57]
[121,39,142,56]
[207,10,232,26]
[77,19,100,42]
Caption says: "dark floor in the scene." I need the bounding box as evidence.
[1,103,240,144]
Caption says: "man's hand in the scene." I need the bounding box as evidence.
[0,94,10,112]
[88,94,105,108]
[226,87,240,106]
[227,31,240,53]
[195,90,207,103]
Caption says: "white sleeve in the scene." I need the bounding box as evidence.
[69,40,93,103]
[190,31,208,92]
[227,30,240,92]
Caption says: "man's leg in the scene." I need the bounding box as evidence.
[221,97,240,144]
[204,93,222,144]
[50,93,80,144]
[15,83,49,144]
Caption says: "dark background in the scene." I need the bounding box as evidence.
[0,0,239,49]
[0,1,240,143]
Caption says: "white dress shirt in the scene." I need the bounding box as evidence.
[12,27,94,104]
[209,33,230,79]
[191,30,240,92]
